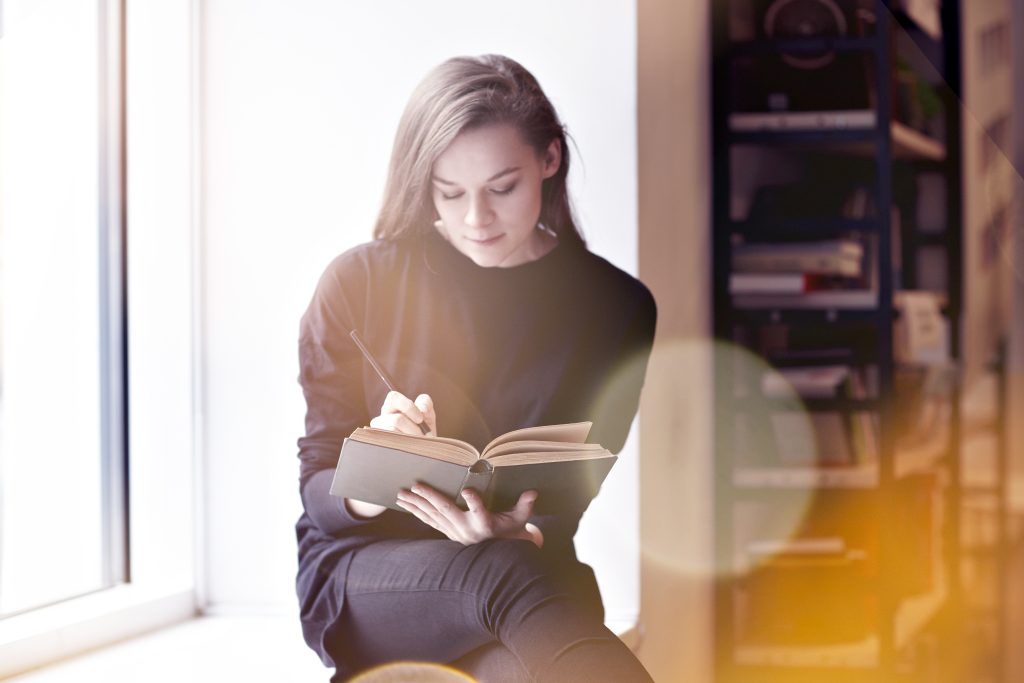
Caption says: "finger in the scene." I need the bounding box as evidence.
[414,394,437,435]
[395,499,444,533]
[397,490,460,539]
[369,412,423,435]
[381,390,427,429]
[410,484,462,521]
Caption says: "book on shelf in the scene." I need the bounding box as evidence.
[729,272,867,296]
[730,272,806,294]
[747,536,848,561]
[329,421,615,515]
[732,239,864,277]
[769,412,855,465]
[751,365,878,466]
[894,290,949,365]
[731,237,877,309]
[761,365,852,399]
[739,536,873,646]
[729,109,877,132]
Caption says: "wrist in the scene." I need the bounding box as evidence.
[345,498,387,519]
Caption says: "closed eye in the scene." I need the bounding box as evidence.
[491,184,516,196]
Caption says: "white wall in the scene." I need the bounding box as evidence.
[200,0,641,623]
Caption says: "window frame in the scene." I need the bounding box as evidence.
[0,0,201,675]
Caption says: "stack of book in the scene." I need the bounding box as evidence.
[730,238,876,308]
[756,364,878,467]
[738,537,874,645]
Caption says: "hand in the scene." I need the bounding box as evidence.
[369,391,436,436]
[346,391,437,519]
[395,484,544,548]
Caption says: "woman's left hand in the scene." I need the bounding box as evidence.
[396,484,543,548]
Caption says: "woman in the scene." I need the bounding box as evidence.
[296,54,656,682]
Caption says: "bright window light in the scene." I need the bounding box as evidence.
[0,0,125,617]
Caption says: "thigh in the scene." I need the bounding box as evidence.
[330,538,605,673]
[329,538,521,669]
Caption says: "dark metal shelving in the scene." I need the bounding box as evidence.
[711,1,975,681]
[724,307,887,325]
[729,217,879,240]
[728,37,878,55]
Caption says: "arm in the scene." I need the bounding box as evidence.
[299,257,441,531]
[297,258,377,534]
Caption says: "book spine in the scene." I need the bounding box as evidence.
[457,460,495,510]
[732,253,862,277]
[729,272,807,294]
[733,240,864,259]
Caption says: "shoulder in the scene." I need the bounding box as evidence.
[321,239,408,281]
[569,247,657,321]
[315,238,414,296]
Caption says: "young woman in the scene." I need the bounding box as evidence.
[296,54,656,682]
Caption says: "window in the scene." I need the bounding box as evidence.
[0,0,127,617]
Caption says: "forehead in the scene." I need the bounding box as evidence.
[432,123,536,180]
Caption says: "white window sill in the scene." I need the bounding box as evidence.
[0,585,196,679]
[4,615,324,683]
[5,612,640,682]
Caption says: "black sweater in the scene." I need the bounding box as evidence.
[294,229,656,666]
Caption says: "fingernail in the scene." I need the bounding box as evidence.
[410,485,421,495]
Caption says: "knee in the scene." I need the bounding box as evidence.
[465,539,555,627]
[470,538,546,582]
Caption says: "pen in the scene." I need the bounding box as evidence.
[350,329,431,435]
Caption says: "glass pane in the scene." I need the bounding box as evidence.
[0,0,115,615]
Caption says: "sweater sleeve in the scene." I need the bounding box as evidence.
[533,284,658,552]
[296,255,374,534]
[587,283,658,455]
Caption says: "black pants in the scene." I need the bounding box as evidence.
[327,537,653,683]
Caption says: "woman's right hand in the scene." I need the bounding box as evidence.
[346,391,437,519]
[369,391,437,436]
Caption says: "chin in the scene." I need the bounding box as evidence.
[466,251,505,268]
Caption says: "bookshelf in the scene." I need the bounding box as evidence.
[708,1,1001,681]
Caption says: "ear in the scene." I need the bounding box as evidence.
[540,138,562,179]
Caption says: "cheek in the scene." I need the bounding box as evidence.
[505,186,543,219]
[433,198,457,222]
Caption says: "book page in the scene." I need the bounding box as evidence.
[488,448,613,467]
[480,421,593,456]
[349,427,478,465]
[484,440,606,459]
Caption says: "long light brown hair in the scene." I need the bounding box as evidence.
[373,55,584,246]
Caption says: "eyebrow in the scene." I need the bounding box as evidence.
[432,166,521,186]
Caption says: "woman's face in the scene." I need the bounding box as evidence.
[431,123,561,268]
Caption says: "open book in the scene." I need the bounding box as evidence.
[329,421,616,515]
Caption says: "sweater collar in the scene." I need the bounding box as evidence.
[419,227,570,283]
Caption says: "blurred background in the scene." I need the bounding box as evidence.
[0,1,1021,682]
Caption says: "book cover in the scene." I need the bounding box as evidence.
[329,422,617,515]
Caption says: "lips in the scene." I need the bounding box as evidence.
[465,234,504,247]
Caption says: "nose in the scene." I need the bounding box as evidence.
[464,194,494,228]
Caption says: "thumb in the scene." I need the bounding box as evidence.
[461,488,484,514]
[513,490,538,520]
[414,394,436,434]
